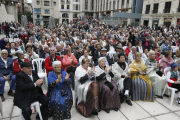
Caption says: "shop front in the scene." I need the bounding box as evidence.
[164,18,172,28]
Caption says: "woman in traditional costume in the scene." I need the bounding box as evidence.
[95,57,120,113]
[112,53,132,105]
[129,52,156,102]
[47,61,73,120]
[75,58,99,116]
[145,50,166,98]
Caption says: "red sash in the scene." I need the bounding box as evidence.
[168,78,177,87]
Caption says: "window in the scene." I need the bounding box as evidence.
[67,5,70,9]
[91,0,94,10]
[178,0,180,12]
[121,0,124,8]
[85,0,88,10]
[61,5,64,9]
[36,1,40,5]
[37,15,40,18]
[73,0,79,2]
[44,1,50,6]
[44,9,50,14]
[73,14,78,18]
[145,5,150,14]
[164,2,171,13]
[153,3,158,14]
[73,4,79,10]
[53,2,56,6]
[62,13,68,18]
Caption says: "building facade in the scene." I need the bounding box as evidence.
[141,0,180,28]
[32,0,82,25]
[81,0,143,26]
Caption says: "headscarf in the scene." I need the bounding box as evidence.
[170,63,178,70]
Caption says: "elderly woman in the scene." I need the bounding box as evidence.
[13,50,30,75]
[130,52,156,102]
[24,44,39,62]
[145,50,165,98]
[112,53,132,106]
[75,58,99,116]
[79,50,92,65]
[142,48,149,63]
[95,57,120,113]
[7,42,18,60]
[15,41,25,53]
[48,61,73,120]
[63,48,78,89]
[160,51,174,74]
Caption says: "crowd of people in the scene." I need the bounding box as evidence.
[1,19,180,120]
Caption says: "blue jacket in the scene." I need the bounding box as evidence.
[0,57,14,77]
[0,39,6,50]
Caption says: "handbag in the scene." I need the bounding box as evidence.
[66,66,76,73]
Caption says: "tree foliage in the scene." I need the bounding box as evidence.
[18,12,33,23]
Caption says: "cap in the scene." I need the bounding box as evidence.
[101,48,107,51]
[21,62,33,68]
[116,46,122,49]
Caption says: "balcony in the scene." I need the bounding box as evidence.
[60,9,71,12]
[177,8,180,12]
[66,0,71,4]
[152,9,158,14]
[61,0,65,4]
[164,9,170,13]
[145,10,150,14]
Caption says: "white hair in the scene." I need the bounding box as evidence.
[52,61,61,68]
[149,50,155,58]
[1,49,8,53]
[50,47,57,52]
[98,57,106,63]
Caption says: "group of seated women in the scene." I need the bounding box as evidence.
[46,50,180,119]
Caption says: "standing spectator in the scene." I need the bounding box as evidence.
[5,23,10,38]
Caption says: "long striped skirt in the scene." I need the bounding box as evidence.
[132,77,156,102]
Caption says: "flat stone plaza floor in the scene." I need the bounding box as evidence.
[0,34,180,120]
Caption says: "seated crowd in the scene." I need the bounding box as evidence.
[1,20,180,120]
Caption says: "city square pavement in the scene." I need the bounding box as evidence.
[0,34,180,120]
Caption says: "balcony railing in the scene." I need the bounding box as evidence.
[164,9,170,13]
[145,10,150,14]
[66,0,71,4]
[152,9,158,14]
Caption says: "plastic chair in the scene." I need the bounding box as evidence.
[32,59,48,86]
[19,101,43,120]
[162,67,178,106]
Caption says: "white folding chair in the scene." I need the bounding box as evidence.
[32,58,48,87]
[162,67,178,106]
[19,101,43,120]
